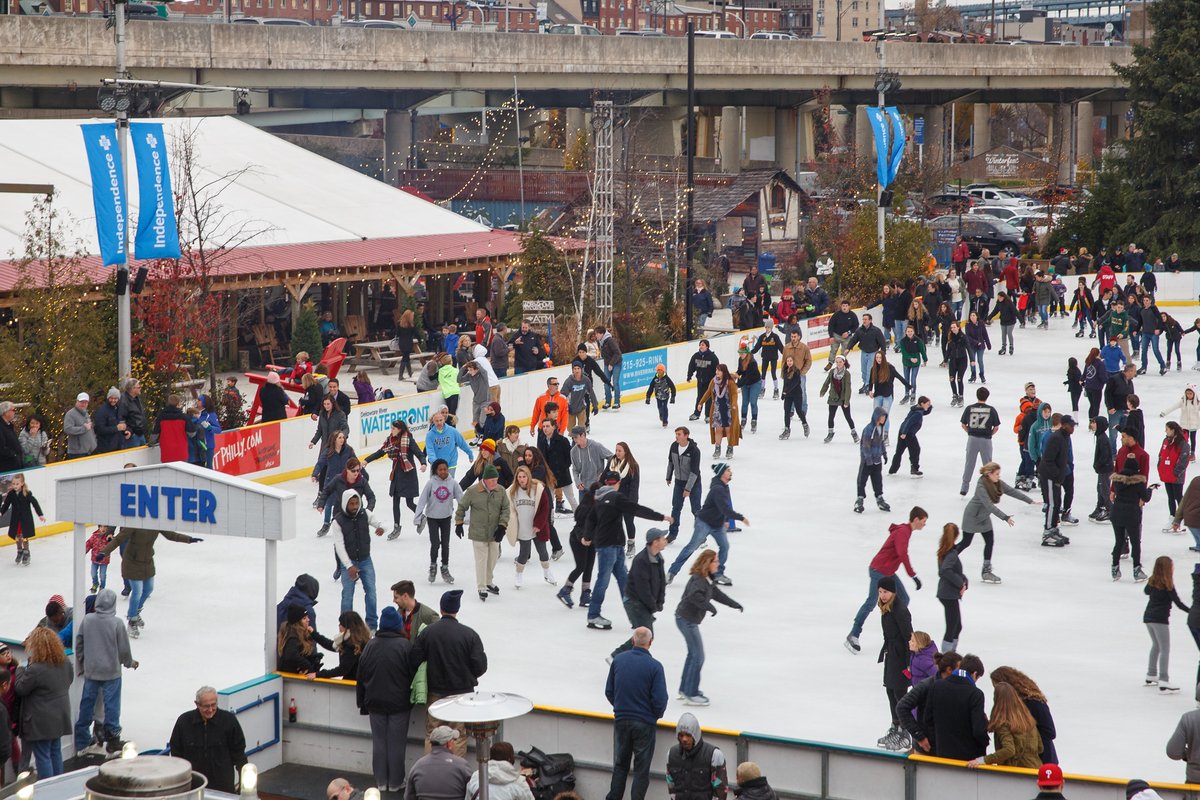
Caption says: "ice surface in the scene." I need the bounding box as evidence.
[4,317,1199,783]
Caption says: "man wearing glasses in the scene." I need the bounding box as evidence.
[529,376,564,436]
[326,778,363,800]
[168,686,247,794]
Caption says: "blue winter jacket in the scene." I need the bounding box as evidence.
[695,477,743,528]
[605,647,668,726]
[313,444,358,484]
[898,404,931,436]
[860,407,888,465]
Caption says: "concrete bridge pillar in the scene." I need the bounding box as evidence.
[923,105,945,169]
[720,106,742,174]
[829,106,852,151]
[565,107,586,151]
[972,103,990,157]
[384,110,413,184]
[1110,101,1132,141]
[631,108,681,157]
[797,108,816,165]
[774,107,798,174]
[1075,100,1094,168]
[854,105,871,164]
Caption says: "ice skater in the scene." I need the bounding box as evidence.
[697,365,740,459]
[779,355,809,440]
[888,397,931,478]
[751,318,783,400]
[674,549,742,706]
[414,459,463,585]
[3,473,44,566]
[668,463,747,587]
[820,355,857,444]
[875,575,914,752]
[1143,555,1188,693]
[644,365,676,428]
[936,523,966,653]
[854,407,890,514]
[845,506,925,655]
[958,462,1036,585]
[959,388,1001,496]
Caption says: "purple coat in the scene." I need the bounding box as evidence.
[910,643,938,687]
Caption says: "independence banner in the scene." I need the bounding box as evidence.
[79,122,127,266]
[867,106,890,188]
[885,106,906,186]
[130,122,181,260]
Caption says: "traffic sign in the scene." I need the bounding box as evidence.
[914,116,925,146]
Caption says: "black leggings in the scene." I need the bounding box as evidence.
[948,357,967,397]
[940,597,962,643]
[398,352,412,378]
[428,517,451,566]
[1167,482,1184,516]
[392,495,417,526]
[1111,504,1143,568]
[623,512,637,542]
[1086,388,1102,420]
[516,538,551,565]
[956,528,994,561]
[827,404,855,430]
[889,435,920,473]
[783,397,807,427]
[885,681,906,727]
[857,463,883,498]
[761,356,778,381]
[568,536,595,585]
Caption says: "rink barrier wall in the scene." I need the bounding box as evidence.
[249,673,1200,799]
[12,267,1200,542]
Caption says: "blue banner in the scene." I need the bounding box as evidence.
[866,107,890,188]
[79,122,127,266]
[913,115,925,146]
[130,122,181,260]
[885,106,906,186]
[619,346,668,394]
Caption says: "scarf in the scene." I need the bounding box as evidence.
[609,457,630,479]
[952,669,975,683]
[983,476,1002,503]
[714,378,728,400]
[383,433,416,474]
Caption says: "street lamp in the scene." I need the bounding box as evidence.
[873,57,901,256]
[814,7,823,37]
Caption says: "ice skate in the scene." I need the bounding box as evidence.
[725,445,733,458]
[514,571,524,589]
[850,429,859,443]
[751,419,758,434]
[910,468,923,478]
[1160,682,1180,693]
[713,444,721,458]
[981,562,1001,584]
[1112,565,1122,581]
[557,585,574,608]
[580,588,592,605]
[428,564,437,583]
[844,634,861,654]
[317,523,330,537]
[854,496,865,514]
[587,615,612,630]
[439,566,454,585]
[625,539,635,557]
[876,496,891,512]
[824,430,835,443]
[772,388,780,400]
[1145,675,1159,687]
[689,411,700,421]
[779,428,790,440]
[387,525,401,541]
[876,726,900,749]
[1134,566,1148,582]
[803,422,810,437]
[543,568,557,586]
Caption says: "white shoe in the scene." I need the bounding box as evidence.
[515,571,523,589]
[543,569,558,586]
[1161,682,1180,693]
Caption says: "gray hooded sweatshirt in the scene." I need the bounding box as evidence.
[76,588,134,681]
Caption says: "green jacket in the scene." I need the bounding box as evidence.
[455,484,511,542]
[409,618,433,705]
[102,527,194,581]
[820,368,853,406]
[983,723,1043,769]
[898,336,927,368]
[1106,309,1130,339]
[438,365,461,398]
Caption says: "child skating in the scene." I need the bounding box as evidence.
[2,473,45,566]
[644,364,677,428]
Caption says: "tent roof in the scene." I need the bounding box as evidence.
[0,115,489,260]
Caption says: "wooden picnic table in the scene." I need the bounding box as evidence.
[351,340,400,370]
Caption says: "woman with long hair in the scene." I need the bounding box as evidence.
[2,472,44,566]
[936,523,967,653]
[312,430,356,532]
[309,395,349,453]
[820,354,857,444]
[958,462,1037,585]
[1160,385,1200,460]
[277,605,323,676]
[1111,450,1155,583]
[609,442,642,557]
[875,575,913,752]
[697,364,741,459]
[1083,347,1107,420]
[1158,422,1192,523]
[353,370,376,405]
[507,465,556,589]
[522,446,563,559]
[365,418,428,539]
[944,321,969,407]
[964,310,991,385]
[934,302,955,365]
[779,355,808,439]
[1144,555,1189,693]
[867,350,909,442]
[15,626,73,777]
[675,549,742,706]
[316,610,372,680]
[557,482,599,609]
[395,309,418,379]
[736,344,764,435]
[967,683,1043,769]
[898,323,927,405]
[989,666,1058,764]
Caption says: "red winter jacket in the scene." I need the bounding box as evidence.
[869,522,916,578]
[1159,436,1188,484]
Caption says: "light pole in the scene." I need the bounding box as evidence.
[114,0,132,381]
[814,7,823,37]
[872,45,900,257]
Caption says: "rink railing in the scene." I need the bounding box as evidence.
[260,671,1200,800]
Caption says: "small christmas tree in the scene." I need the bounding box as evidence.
[292,301,323,362]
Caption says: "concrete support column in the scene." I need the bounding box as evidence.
[923,105,944,169]
[854,105,871,164]
[720,105,742,174]
[1047,104,1073,185]
[797,108,816,164]
[775,107,798,174]
[630,108,680,157]
[565,107,586,149]
[1111,101,1132,140]
[829,106,852,151]
[1075,100,1094,168]
[972,103,990,157]
[384,110,413,185]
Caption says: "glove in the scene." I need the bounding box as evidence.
[645,398,651,405]
[708,607,718,617]
[455,524,464,539]
[492,525,506,543]
[189,537,203,544]
[913,575,923,591]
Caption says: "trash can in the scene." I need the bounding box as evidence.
[757,252,777,276]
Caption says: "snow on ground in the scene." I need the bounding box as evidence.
[4,314,1200,783]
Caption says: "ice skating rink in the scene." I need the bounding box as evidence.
[3,316,1198,782]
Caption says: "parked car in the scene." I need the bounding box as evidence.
[104,2,164,19]
[233,16,313,24]
[749,30,798,40]
[694,29,739,39]
[615,28,667,36]
[547,23,601,34]
[966,187,1037,208]
[924,193,974,217]
[341,18,407,27]
[929,215,1023,256]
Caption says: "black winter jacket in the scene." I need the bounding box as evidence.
[168,708,248,794]
[538,429,574,487]
[626,547,666,613]
[923,675,989,760]
[675,574,741,624]
[410,616,487,696]
[1037,429,1070,482]
[589,486,665,549]
[356,631,415,713]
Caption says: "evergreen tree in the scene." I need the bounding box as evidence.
[1044,159,1131,255]
[292,301,322,361]
[1114,0,1200,259]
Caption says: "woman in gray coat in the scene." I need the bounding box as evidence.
[936,523,967,653]
[15,627,74,777]
[956,462,1036,586]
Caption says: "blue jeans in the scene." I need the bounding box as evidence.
[872,395,894,435]
[952,300,963,319]
[1018,445,1035,479]
[1188,527,1200,550]
[800,374,808,415]
[605,363,622,405]
[739,382,762,422]
[121,434,146,450]
[608,718,657,800]
[860,351,872,386]
[1141,333,1165,370]
[675,615,705,697]
[340,557,378,630]
[669,480,702,539]
[589,545,627,619]
[75,676,122,749]
[31,739,64,778]
[128,576,154,620]
[668,519,729,578]
[697,313,710,331]
[90,562,108,589]
[892,321,906,348]
[1038,304,1049,325]
[968,346,985,380]
[903,364,919,395]
[849,567,910,638]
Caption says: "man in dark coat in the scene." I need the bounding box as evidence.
[606,627,668,800]
[94,387,124,454]
[922,653,988,761]
[0,402,22,473]
[168,686,248,794]
[356,607,416,792]
[1037,416,1074,545]
[116,379,148,449]
[277,574,321,634]
[611,529,669,660]
[509,321,546,375]
[410,590,487,758]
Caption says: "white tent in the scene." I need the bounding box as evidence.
[0,115,487,258]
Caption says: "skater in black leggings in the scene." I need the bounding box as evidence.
[820,355,858,443]
[944,322,969,407]
[364,417,427,539]
[414,459,463,584]
[752,320,784,399]
[959,462,1035,585]
[1110,451,1154,582]
[779,356,808,439]
[936,523,966,652]
[557,484,599,608]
